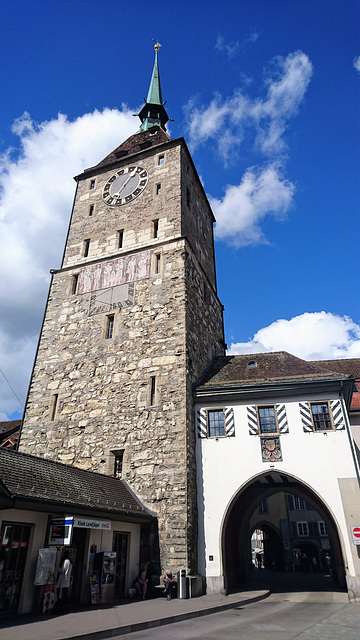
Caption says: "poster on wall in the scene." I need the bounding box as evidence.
[89,571,100,604]
[34,548,57,586]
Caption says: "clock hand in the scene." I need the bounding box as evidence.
[114,169,137,196]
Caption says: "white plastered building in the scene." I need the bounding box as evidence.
[194,351,360,601]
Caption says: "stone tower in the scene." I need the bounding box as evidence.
[19,45,225,574]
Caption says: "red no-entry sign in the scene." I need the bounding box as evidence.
[351,526,360,545]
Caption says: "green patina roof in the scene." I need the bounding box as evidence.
[137,43,170,133]
[146,47,163,106]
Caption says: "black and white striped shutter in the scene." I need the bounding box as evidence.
[224,408,235,437]
[299,402,313,432]
[247,405,259,435]
[330,400,345,430]
[197,408,207,438]
[276,404,289,433]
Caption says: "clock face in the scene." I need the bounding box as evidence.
[102,166,148,206]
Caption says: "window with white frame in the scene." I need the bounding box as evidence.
[311,402,332,431]
[207,410,225,437]
[318,521,328,536]
[297,522,309,536]
[258,406,277,433]
[294,496,306,510]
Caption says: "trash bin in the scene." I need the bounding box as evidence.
[178,569,188,599]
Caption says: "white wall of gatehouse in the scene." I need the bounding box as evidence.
[195,390,360,597]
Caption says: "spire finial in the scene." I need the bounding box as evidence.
[136,41,170,133]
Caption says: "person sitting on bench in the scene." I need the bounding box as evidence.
[163,570,175,600]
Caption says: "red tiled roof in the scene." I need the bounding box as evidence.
[83,126,171,174]
[0,419,21,431]
[0,420,21,448]
[197,351,350,388]
[309,358,360,378]
[310,358,360,411]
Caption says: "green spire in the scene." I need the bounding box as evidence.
[137,42,170,133]
[146,46,163,105]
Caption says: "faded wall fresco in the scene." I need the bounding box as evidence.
[78,250,151,294]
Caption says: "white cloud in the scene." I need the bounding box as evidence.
[228,312,360,361]
[215,34,240,59]
[215,31,259,59]
[246,31,259,45]
[0,108,136,418]
[185,50,312,248]
[186,50,313,157]
[210,164,295,246]
[353,55,360,73]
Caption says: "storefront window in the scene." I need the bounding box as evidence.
[0,523,31,614]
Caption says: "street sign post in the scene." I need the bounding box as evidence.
[350,526,360,545]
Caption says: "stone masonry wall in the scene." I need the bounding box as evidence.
[20,136,225,575]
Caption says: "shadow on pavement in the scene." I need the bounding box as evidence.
[245,568,346,593]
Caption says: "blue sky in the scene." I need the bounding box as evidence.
[0,0,359,419]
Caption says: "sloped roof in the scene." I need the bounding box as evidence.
[0,419,21,432]
[0,448,154,519]
[197,352,350,389]
[310,358,360,410]
[309,358,360,378]
[82,126,171,174]
[0,420,21,448]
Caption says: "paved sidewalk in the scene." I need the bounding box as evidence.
[0,588,269,640]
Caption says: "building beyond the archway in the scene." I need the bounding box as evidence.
[195,352,360,600]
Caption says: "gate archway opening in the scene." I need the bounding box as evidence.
[222,471,347,593]
[250,523,285,571]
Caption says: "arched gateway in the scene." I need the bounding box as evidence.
[194,352,360,599]
[222,471,346,590]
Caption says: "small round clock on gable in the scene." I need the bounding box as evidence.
[102,165,148,206]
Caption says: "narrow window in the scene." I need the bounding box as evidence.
[294,496,306,510]
[90,179,95,190]
[71,274,79,294]
[257,500,267,514]
[258,406,277,433]
[156,183,161,195]
[207,410,225,437]
[311,403,332,431]
[186,188,190,208]
[113,450,124,479]
[153,219,159,238]
[149,376,156,406]
[83,239,90,257]
[158,155,165,166]
[318,521,328,536]
[117,229,124,249]
[89,204,94,216]
[50,394,58,421]
[153,252,161,274]
[106,315,114,339]
[297,522,309,536]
